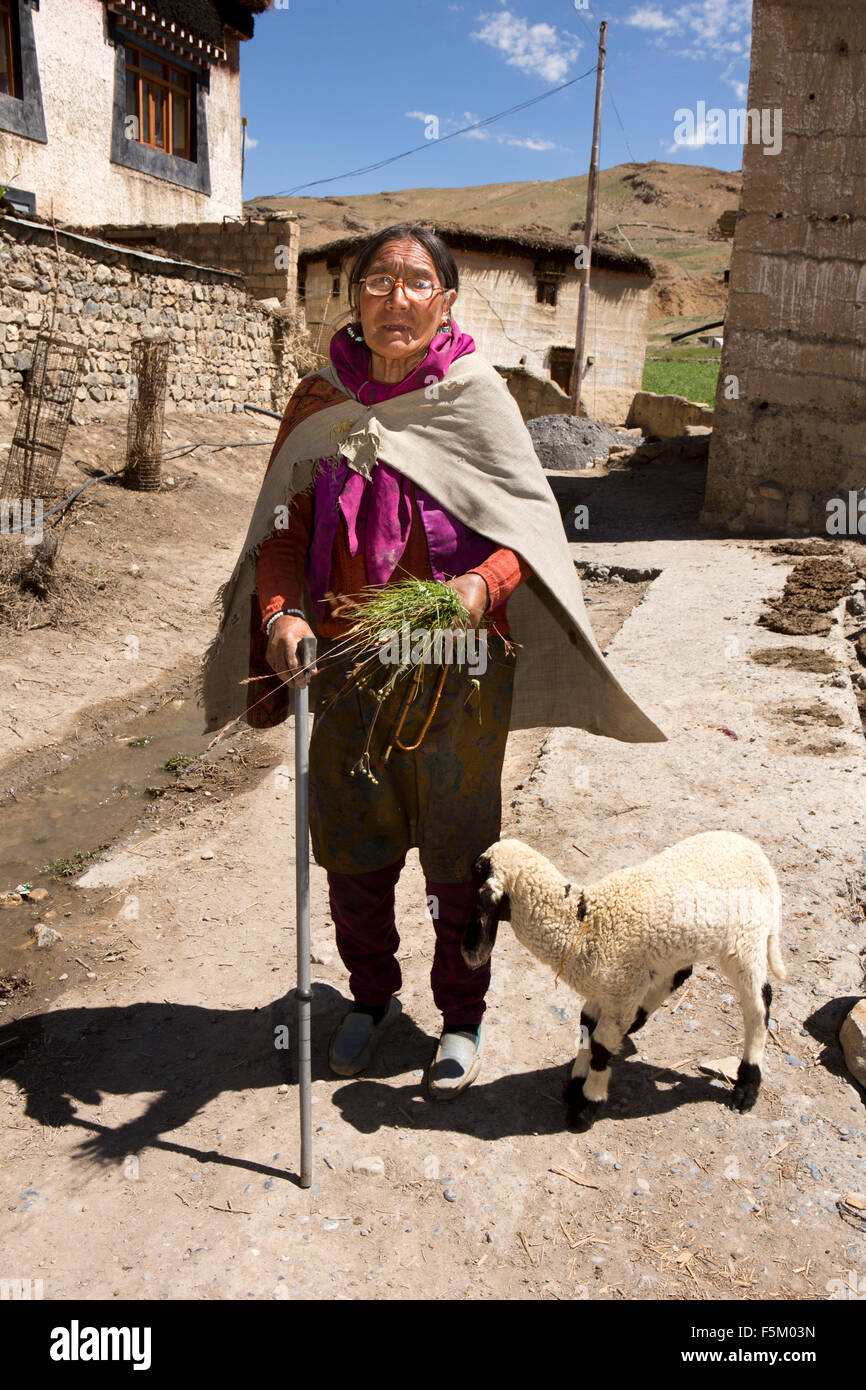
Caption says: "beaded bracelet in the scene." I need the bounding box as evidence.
[264,607,306,638]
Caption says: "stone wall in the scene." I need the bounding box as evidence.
[75,215,300,307]
[302,247,653,424]
[0,218,301,416]
[703,0,866,535]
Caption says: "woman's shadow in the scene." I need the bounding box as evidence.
[0,984,432,1181]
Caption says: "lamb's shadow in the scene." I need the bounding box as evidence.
[330,1050,734,1140]
[0,984,434,1176]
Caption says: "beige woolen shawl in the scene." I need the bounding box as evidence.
[198,350,666,743]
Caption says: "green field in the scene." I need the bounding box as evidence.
[642,353,721,405]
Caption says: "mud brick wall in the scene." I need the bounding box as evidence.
[703,0,866,534]
[0,219,302,416]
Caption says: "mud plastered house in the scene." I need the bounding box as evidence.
[298,222,655,424]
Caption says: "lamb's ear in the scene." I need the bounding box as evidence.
[461,883,508,969]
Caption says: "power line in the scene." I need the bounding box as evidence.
[275,65,598,196]
[564,3,638,164]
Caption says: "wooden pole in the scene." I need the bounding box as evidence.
[571,20,608,417]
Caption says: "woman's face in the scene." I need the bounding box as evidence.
[355,237,455,368]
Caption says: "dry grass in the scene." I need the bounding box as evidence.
[0,524,96,631]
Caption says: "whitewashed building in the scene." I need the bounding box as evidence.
[0,0,267,226]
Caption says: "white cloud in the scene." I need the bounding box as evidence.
[625,0,752,61]
[503,136,556,150]
[626,6,678,30]
[471,10,581,83]
[244,135,259,148]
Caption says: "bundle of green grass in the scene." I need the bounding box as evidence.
[316,577,480,782]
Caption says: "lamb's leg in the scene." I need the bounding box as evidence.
[724,965,769,1112]
[570,1005,599,1081]
[564,1009,630,1129]
[563,1005,598,1119]
[626,966,693,1034]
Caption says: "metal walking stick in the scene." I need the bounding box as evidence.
[294,634,317,1188]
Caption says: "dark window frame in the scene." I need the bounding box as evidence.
[0,0,47,144]
[110,23,211,196]
[536,278,558,307]
[1,0,20,98]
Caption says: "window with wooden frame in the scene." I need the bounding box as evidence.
[535,278,558,306]
[0,0,20,99]
[124,41,195,162]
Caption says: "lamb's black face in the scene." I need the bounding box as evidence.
[462,852,510,969]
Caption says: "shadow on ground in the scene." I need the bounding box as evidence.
[0,984,741,1182]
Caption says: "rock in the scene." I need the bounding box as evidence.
[847,592,866,616]
[27,887,49,902]
[74,852,149,889]
[352,1156,384,1176]
[697,1055,740,1084]
[840,999,866,1088]
[200,850,214,860]
[442,1187,458,1202]
[34,924,62,949]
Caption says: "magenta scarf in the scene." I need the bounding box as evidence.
[305,321,501,618]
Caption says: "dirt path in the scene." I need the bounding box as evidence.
[1,419,864,1302]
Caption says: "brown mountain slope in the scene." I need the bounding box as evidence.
[246,161,740,320]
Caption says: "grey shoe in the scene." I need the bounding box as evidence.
[427,1022,486,1100]
[328,997,402,1077]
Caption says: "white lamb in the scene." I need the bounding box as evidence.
[462,831,786,1127]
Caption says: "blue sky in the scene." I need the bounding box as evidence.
[240,1,753,200]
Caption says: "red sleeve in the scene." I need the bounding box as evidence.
[255,488,313,631]
[467,548,533,612]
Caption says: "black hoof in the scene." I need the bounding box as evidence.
[731,1060,761,1112]
[731,1084,759,1112]
[563,1076,600,1129]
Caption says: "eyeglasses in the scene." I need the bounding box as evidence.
[359,273,445,302]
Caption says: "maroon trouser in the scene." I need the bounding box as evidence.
[327,853,489,1028]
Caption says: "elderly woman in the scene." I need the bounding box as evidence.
[200,223,665,1101]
